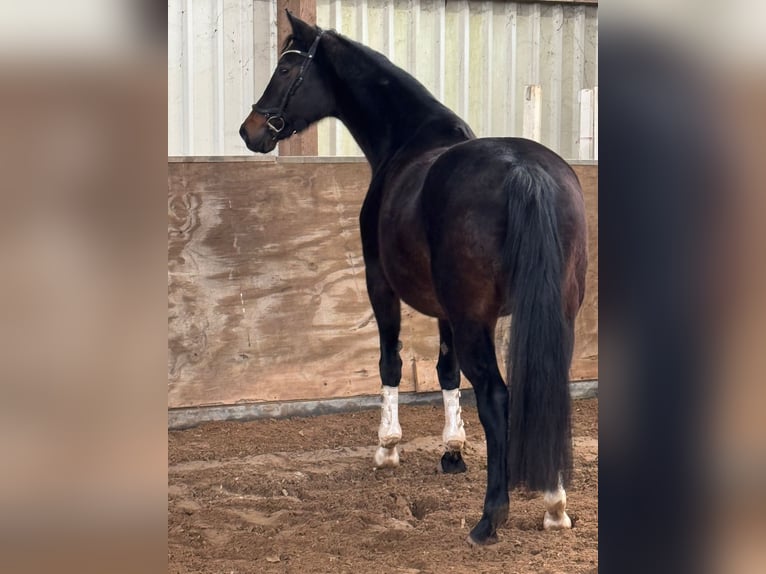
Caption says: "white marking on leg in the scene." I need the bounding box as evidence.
[374,386,402,468]
[442,389,466,452]
[543,474,572,530]
[373,445,400,468]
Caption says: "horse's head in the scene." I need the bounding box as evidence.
[240,11,334,153]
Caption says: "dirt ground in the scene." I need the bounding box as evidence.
[168,398,598,574]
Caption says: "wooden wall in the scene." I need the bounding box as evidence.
[168,158,597,409]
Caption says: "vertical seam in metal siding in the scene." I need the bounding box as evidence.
[241,0,254,124]
[384,1,395,60]
[269,0,277,71]
[593,8,598,86]
[168,0,182,155]
[407,0,419,78]
[457,0,469,121]
[268,0,278,155]
[572,5,585,159]
[530,2,540,85]
[505,2,517,137]
[182,0,195,155]
[357,0,369,46]
[329,0,342,156]
[215,0,226,155]
[548,4,563,152]
[435,0,445,103]
[482,1,492,136]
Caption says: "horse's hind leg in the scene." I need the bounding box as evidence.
[365,262,403,469]
[543,473,572,530]
[452,320,509,545]
[543,283,581,530]
[436,319,467,474]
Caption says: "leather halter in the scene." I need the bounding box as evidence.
[252,28,324,139]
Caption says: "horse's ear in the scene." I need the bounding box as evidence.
[285,9,316,47]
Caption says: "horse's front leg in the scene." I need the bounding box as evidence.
[365,261,403,468]
[436,319,467,474]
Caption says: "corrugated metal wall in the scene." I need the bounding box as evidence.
[168,0,278,156]
[168,1,598,159]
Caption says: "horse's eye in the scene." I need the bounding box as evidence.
[278,67,289,75]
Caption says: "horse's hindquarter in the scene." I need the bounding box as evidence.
[368,136,586,322]
[420,138,588,323]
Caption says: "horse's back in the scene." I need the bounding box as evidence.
[423,137,582,207]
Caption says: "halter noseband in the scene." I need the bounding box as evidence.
[252,28,324,138]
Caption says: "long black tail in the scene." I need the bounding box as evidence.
[504,163,574,492]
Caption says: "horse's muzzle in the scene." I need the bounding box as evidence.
[239,122,277,154]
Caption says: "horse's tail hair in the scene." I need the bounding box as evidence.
[503,162,573,492]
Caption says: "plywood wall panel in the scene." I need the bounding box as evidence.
[168,159,597,408]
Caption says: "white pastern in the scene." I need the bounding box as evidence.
[442,388,466,452]
[377,385,402,449]
[543,484,572,530]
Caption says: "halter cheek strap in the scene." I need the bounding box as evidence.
[252,28,324,139]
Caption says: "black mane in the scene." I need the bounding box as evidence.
[318,29,473,170]
[325,29,456,116]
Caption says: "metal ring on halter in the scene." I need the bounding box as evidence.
[266,115,286,134]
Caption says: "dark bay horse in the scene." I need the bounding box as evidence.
[240,12,587,545]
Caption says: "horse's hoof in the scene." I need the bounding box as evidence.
[543,486,571,529]
[543,510,572,530]
[373,445,399,468]
[467,517,500,545]
[466,533,499,546]
[438,451,467,474]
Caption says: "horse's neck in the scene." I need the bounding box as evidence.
[325,41,466,174]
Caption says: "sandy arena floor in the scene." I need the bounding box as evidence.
[169,397,598,573]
